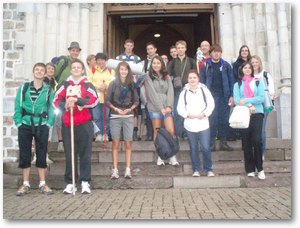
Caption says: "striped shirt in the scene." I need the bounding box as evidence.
[29,82,43,103]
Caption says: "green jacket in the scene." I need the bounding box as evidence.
[13,82,55,128]
[55,56,87,85]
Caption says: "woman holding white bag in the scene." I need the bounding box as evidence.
[233,61,265,179]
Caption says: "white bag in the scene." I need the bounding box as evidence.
[229,106,250,129]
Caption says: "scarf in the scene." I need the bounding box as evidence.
[242,76,254,98]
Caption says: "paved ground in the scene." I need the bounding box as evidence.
[3,187,291,220]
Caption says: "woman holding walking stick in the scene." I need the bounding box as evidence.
[53,59,98,194]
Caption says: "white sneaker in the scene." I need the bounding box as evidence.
[63,184,77,194]
[31,153,36,164]
[46,154,53,164]
[95,134,103,142]
[57,142,64,152]
[103,134,109,141]
[168,155,179,166]
[258,170,266,180]
[247,172,255,177]
[124,167,132,179]
[81,181,91,194]
[111,168,119,179]
[192,171,200,177]
[207,171,215,177]
[157,156,165,166]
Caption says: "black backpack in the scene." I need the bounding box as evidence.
[154,128,179,160]
[51,55,68,83]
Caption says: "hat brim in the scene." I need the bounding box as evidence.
[68,47,82,51]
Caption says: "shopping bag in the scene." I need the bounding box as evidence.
[229,106,250,129]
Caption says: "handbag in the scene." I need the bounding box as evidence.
[229,106,250,129]
[173,77,182,89]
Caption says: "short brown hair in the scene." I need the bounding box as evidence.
[33,62,46,72]
[210,44,222,53]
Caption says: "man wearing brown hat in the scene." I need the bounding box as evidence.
[54,41,85,85]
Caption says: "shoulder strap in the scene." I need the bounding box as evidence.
[22,82,30,103]
[184,87,207,111]
[263,71,269,85]
[255,80,260,87]
[184,89,187,110]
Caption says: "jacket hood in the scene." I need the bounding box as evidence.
[183,82,207,91]
[66,75,88,84]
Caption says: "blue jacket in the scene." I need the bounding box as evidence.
[200,58,234,100]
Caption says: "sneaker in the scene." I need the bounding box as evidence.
[95,134,103,142]
[111,168,119,179]
[124,167,132,179]
[31,153,36,164]
[247,172,255,177]
[57,142,64,152]
[39,184,54,195]
[258,170,266,180]
[157,156,165,166]
[81,181,91,194]
[16,185,31,196]
[168,155,179,166]
[192,171,200,177]
[46,154,53,164]
[103,134,109,142]
[207,171,215,177]
[63,184,77,194]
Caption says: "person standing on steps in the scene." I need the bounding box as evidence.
[233,61,265,180]
[53,59,98,194]
[145,56,179,166]
[200,44,234,152]
[14,62,55,196]
[105,61,139,179]
[177,70,215,177]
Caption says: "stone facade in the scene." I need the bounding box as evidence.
[2,3,291,161]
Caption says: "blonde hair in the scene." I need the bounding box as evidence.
[175,40,187,48]
[251,55,263,73]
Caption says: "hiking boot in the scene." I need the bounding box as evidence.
[39,184,54,195]
[157,156,165,166]
[220,140,233,151]
[210,138,216,151]
[63,184,77,194]
[16,185,31,196]
[81,181,91,194]
[168,155,179,166]
[124,167,132,179]
[133,130,138,141]
[57,142,64,152]
[111,168,119,179]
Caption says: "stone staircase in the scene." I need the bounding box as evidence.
[3,138,292,190]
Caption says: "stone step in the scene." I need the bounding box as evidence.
[3,160,291,189]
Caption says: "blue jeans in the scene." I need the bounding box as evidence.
[186,128,213,173]
[174,89,185,138]
[209,95,230,140]
[91,103,110,135]
[262,112,268,156]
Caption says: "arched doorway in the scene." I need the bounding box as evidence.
[104,3,217,60]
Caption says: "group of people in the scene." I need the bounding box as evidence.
[13,38,275,196]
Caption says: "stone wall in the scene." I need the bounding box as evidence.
[3,3,27,161]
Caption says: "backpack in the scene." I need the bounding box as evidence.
[51,55,68,83]
[154,128,180,160]
[184,87,207,111]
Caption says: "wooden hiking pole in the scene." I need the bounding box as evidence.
[103,80,107,150]
[70,107,76,196]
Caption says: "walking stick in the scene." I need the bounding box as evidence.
[103,80,107,150]
[70,107,76,196]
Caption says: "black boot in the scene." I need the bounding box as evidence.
[210,138,216,151]
[220,140,233,151]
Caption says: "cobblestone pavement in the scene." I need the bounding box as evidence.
[3,187,291,220]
